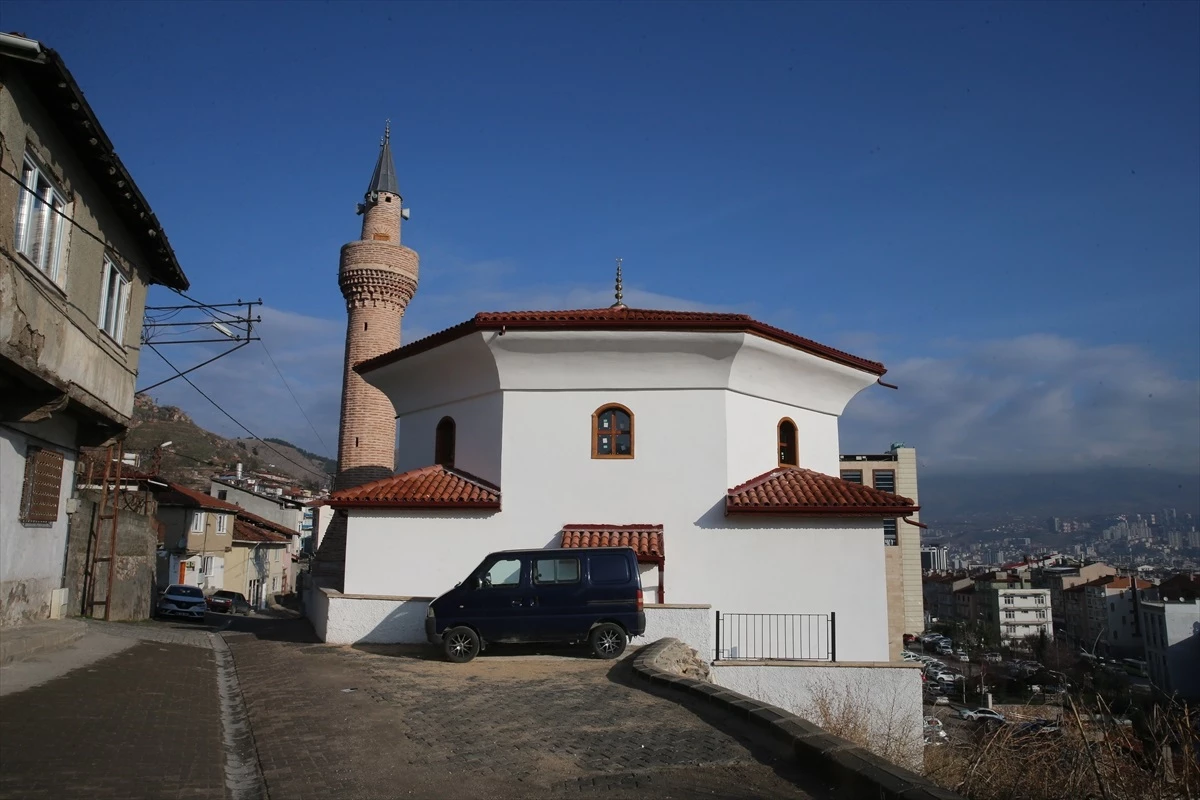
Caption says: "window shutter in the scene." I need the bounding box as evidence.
[20,447,65,523]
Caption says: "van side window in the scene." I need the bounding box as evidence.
[534,558,580,585]
[590,555,631,584]
[482,559,521,588]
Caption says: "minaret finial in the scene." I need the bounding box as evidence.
[384,119,391,144]
[611,258,625,308]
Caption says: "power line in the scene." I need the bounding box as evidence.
[146,344,329,482]
[259,336,331,455]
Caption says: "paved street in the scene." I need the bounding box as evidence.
[0,615,827,799]
[0,625,224,800]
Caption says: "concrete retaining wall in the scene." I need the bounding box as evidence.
[712,660,925,771]
[633,639,961,800]
[633,604,712,653]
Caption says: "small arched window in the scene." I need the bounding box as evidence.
[778,418,798,467]
[435,417,456,467]
[592,404,634,459]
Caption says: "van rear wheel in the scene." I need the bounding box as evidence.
[589,623,627,659]
[444,626,480,663]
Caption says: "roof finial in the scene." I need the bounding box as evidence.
[611,258,626,308]
[384,119,391,144]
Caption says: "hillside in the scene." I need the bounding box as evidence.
[125,395,333,491]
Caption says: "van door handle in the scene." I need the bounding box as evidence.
[512,600,522,607]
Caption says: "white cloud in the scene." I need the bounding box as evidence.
[840,334,1200,474]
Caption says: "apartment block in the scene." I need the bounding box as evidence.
[841,444,921,656]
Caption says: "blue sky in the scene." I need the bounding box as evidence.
[7,1,1198,473]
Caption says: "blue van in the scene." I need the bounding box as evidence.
[425,547,646,663]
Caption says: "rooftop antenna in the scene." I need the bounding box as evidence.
[611,257,626,308]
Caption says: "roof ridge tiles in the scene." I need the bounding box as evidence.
[355,307,886,376]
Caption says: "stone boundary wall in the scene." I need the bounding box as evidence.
[632,638,963,800]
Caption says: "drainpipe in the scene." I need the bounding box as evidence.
[658,557,665,605]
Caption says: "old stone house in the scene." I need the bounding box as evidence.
[0,33,189,626]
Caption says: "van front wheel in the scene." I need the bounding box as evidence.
[589,623,627,659]
[444,626,480,663]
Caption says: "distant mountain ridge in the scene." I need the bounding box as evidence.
[127,395,333,491]
[921,468,1200,521]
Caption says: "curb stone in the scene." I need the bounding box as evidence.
[630,638,965,800]
[0,618,88,664]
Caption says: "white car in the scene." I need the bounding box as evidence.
[955,652,969,663]
[959,708,1006,723]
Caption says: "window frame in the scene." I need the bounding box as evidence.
[777,418,798,467]
[533,557,581,586]
[872,469,896,493]
[14,153,69,284]
[98,255,131,343]
[216,514,228,534]
[882,518,898,546]
[840,469,863,484]
[591,403,634,459]
[19,445,65,524]
[191,511,206,533]
[435,416,456,467]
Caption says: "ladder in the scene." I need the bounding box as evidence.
[82,441,124,620]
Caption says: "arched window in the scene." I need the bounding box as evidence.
[592,404,634,459]
[435,417,456,467]
[778,418,797,467]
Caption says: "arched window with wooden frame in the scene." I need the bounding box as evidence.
[435,416,456,467]
[592,404,634,459]
[777,418,798,467]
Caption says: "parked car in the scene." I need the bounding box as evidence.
[959,708,1007,723]
[924,716,947,736]
[954,650,969,662]
[206,590,252,615]
[156,584,207,621]
[903,633,917,643]
[928,695,951,706]
[425,547,646,663]
[982,652,1002,663]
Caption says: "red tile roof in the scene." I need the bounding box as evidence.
[355,307,886,377]
[155,482,242,513]
[235,510,298,538]
[725,467,917,516]
[232,519,290,544]
[560,525,664,562]
[328,465,501,510]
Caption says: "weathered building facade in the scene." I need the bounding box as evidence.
[0,34,188,626]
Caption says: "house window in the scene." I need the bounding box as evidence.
[435,416,456,467]
[98,256,131,342]
[592,404,633,458]
[19,446,65,523]
[192,512,206,532]
[1004,596,1014,605]
[872,469,896,493]
[217,490,228,501]
[1005,610,1016,620]
[883,519,898,546]
[1035,595,1046,605]
[216,515,227,534]
[200,556,213,575]
[14,154,68,283]
[777,418,797,467]
[1036,610,1046,619]
[840,469,863,484]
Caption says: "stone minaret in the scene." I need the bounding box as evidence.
[334,123,418,491]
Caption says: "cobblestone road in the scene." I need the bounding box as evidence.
[228,624,828,799]
[0,627,224,800]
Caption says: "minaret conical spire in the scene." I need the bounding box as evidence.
[365,119,400,201]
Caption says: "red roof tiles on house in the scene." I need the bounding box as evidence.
[725,467,917,516]
[232,519,290,544]
[560,525,664,562]
[235,510,298,539]
[354,307,886,377]
[155,482,242,513]
[328,465,501,510]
